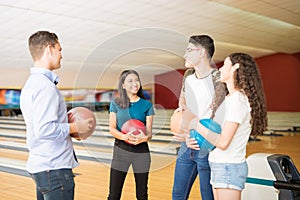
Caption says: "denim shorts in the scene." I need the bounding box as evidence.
[209,161,248,191]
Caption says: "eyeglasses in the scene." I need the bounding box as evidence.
[186,48,202,52]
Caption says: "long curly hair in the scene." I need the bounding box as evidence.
[115,69,145,109]
[210,69,228,119]
[181,68,227,119]
[229,53,267,136]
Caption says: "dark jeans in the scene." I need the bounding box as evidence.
[30,169,75,200]
[108,141,151,200]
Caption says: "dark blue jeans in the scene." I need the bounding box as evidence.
[30,169,75,200]
[172,143,213,200]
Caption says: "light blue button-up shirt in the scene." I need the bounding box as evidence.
[20,68,78,173]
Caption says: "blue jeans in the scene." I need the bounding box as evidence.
[30,169,75,200]
[172,143,213,200]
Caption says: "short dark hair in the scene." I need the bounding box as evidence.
[189,35,215,59]
[28,31,59,61]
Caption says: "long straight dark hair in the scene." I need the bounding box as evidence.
[115,69,145,109]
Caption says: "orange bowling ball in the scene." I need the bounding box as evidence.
[170,109,187,134]
[68,107,96,140]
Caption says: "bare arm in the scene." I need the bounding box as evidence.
[178,87,186,108]
[109,112,130,141]
[145,115,153,141]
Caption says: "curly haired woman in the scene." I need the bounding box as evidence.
[184,53,267,200]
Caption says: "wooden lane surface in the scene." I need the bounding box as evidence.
[246,132,300,168]
[1,134,300,199]
[0,148,190,199]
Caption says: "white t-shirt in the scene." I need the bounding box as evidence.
[209,91,251,163]
[185,73,225,125]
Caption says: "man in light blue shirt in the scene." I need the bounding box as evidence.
[20,31,93,200]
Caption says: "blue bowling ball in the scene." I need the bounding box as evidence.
[190,118,222,151]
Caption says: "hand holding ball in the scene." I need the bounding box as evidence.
[68,107,96,140]
[190,118,222,151]
[170,107,221,151]
[121,119,146,144]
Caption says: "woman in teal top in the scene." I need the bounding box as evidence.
[107,70,155,200]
